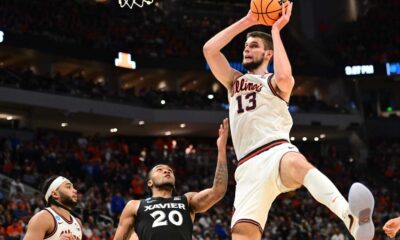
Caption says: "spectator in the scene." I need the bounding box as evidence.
[6,220,23,240]
[111,191,125,215]
[331,228,345,240]
[9,178,24,197]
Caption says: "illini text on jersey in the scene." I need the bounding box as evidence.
[231,77,263,96]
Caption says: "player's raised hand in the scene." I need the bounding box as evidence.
[245,10,260,26]
[217,118,229,150]
[272,1,293,32]
[383,217,400,238]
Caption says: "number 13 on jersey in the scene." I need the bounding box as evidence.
[236,92,257,113]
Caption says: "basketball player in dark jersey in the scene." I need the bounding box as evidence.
[114,119,229,240]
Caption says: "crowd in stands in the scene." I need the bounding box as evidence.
[1,0,399,69]
[326,0,400,64]
[0,0,308,65]
[0,68,351,114]
[0,129,398,239]
[0,0,220,58]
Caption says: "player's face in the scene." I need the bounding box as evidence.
[56,181,78,208]
[148,165,175,190]
[243,37,269,71]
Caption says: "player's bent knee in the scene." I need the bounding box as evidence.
[282,152,313,171]
[232,222,262,240]
[280,152,313,188]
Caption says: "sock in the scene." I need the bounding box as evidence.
[303,168,350,224]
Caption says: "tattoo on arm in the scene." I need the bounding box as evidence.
[213,157,228,192]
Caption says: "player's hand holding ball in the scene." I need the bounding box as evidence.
[248,0,293,27]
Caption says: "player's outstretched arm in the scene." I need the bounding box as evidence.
[271,2,295,96]
[203,13,258,90]
[114,200,140,240]
[383,217,400,238]
[24,210,54,240]
[186,119,229,213]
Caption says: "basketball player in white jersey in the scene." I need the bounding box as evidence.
[203,2,375,240]
[24,176,82,240]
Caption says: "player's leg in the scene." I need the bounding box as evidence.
[279,151,375,240]
[279,152,349,221]
[231,150,282,240]
[231,222,262,240]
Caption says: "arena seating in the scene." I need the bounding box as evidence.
[0,132,398,239]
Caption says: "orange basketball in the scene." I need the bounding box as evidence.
[250,0,290,26]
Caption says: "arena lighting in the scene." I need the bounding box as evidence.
[0,114,16,120]
[290,137,295,141]
[160,100,166,105]
[165,131,172,136]
[110,128,118,133]
[314,137,319,142]
[302,137,307,142]
[320,134,326,139]
[345,65,374,76]
[115,52,136,69]
[207,94,214,100]
[138,120,145,126]
[180,123,186,128]
[386,62,400,76]
[61,122,68,127]
[0,30,4,43]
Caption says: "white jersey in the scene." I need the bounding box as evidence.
[229,73,293,160]
[44,207,82,240]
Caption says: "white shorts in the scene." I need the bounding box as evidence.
[231,142,299,232]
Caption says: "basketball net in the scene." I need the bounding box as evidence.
[118,0,154,8]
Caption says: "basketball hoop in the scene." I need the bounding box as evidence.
[118,0,154,8]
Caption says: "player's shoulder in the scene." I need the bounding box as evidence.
[34,209,54,220]
[228,71,244,85]
[127,199,141,207]
[125,199,141,214]
[183,192,197,205]
[28,209,55,229]
[233,71,244,82]
[183,192,196,199]
[227,71,244,96]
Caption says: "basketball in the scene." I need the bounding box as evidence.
[250,0,290,26]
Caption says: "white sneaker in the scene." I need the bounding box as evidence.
[347,183,375,240]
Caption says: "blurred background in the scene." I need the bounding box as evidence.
[0,0,399,239]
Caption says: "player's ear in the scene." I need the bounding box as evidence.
[147,179,153,188]
[51,190,60,200]
[265,50,273,60]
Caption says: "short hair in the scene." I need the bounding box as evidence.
[147,164,172,181]
[147,164,175,195]
[246,31,273,50]
[41,176,59,206]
